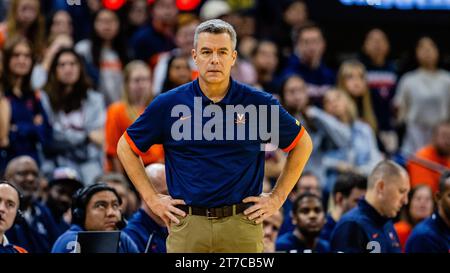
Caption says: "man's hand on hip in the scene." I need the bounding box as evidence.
[146,194,186,227]
[242,192,283,224]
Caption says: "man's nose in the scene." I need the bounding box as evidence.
[308,212,318,219]
[0,201,8,214]
[106,206,118,217]
[210,52,219,64]
[25,172,36,181]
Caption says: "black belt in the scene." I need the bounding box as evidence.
[177,203,253,219]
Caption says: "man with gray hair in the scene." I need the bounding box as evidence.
[330,160,410,253]
[118,19,313,252]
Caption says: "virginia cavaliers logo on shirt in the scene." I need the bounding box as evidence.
[389,232,395,240]
[389,232,400,247]
[235,113,246,124]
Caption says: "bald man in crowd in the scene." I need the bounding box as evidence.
[123,163,168,253]
[4,156,60,253]
[330,160,410,253]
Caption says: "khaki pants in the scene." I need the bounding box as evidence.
[166,213,263,253]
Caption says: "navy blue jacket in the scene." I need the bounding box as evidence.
[276,232,330,253]
[130,24,176,62]
[6,202,60,253]
[281,55,335,87]
[51,224,139,253]
[0,236,27,253]
[405,212,450,253]
[280,54,335,105]
[330,199,401,253]
[3,90,52,167]
[123,208,168,253]
[359,55,398,131]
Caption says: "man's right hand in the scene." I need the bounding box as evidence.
[146,194,186,227]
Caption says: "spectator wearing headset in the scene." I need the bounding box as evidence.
[51,183,138,253]
[0,181,27,253]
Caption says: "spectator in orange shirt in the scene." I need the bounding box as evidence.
[407,120,450,193]
[105,61,164,173]
[394,185,434,251]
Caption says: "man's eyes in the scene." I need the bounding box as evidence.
[201,51,228,55]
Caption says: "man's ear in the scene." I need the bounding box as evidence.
[335,192,343,206]
[435,191,441,203]
[192,49,197,65]
[231,50,237,66]
[375,180,385,196]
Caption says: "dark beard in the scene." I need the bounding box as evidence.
[46,197,70,220]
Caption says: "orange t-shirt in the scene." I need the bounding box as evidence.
[394,221,412,252]
[105,102,164,171]
[407,145,450,193]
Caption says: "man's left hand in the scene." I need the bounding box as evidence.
[242,192,283,224]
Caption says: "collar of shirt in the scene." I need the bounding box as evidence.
[69,224,85,232]
[1,235,9,246]
[193,78,237,106]
[359,198,391,227]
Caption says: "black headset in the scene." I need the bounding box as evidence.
[0,180,25,225]
[71,183,124,228]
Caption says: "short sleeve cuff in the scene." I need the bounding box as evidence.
[282,127,305,153]
[124,131,147,157]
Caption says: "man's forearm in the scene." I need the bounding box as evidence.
[272,130,313,203]
[117,135,159,203]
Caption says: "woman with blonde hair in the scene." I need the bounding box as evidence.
[320,89,382,191]
[0,0,46,59]
[337,59,378,133]
[105,61,164,173]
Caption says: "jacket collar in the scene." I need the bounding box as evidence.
[359,198,391,226]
